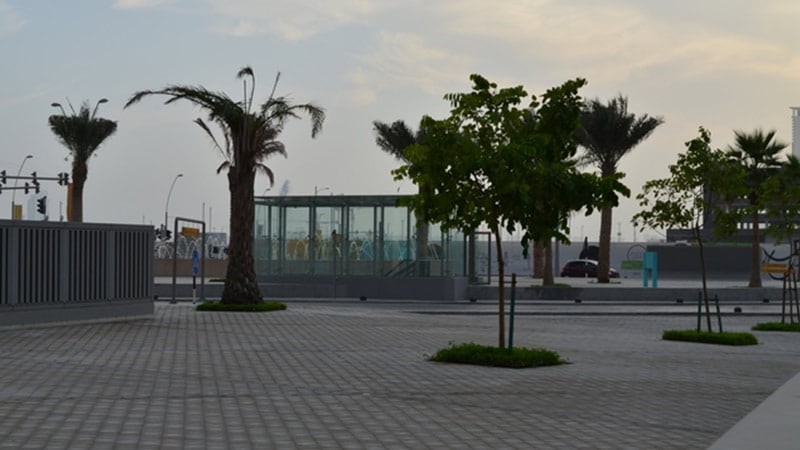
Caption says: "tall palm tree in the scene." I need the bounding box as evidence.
[727,129,787,288]
[48,99,117,222]
[575,95,663,283]
[372,119,431,271]
[126,67,325,304]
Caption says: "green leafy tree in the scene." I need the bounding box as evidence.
[394,75,529,348]
[574,95,663,283]
[761,156,800,243]
[48,99,117,222]
[126,67,325,304]
[516,82,630,286]
[634,127,744,331]
[725,129,788,287]
[394,74,626,346]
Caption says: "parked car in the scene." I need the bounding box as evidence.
[560,259,620,278]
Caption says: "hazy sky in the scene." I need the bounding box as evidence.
[2,0,799,242]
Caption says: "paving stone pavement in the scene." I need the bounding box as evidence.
[1,302,799,449]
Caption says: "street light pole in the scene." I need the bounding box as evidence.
[165,173,183,235]
[314,185,330,196]
[10,154,33,219]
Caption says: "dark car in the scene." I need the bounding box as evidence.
[560,259,620,278]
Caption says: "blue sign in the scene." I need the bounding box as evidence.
[192,250,200,276]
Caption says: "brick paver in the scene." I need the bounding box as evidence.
[1,303,798,449]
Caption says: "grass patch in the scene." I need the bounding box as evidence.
[209,278,225,283]
[752,322,800,332]
[662,329,758,346]
[196,301,286,312]
[429,342,565,369]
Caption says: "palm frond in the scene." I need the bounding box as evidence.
[194,118,230,162]
[575,95,663,174]
[373,120,417,163]
[254,164,276,186]
[216,161,230,174]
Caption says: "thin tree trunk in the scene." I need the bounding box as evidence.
[221,166,262,304]
[543,240,554,286]
[415,185,430,276]
[597,206,612,283]
[749,208,762,287]
[533,242,545,278]
[696,225,712,332]
[493,225,505,349]
[70,162,87,222]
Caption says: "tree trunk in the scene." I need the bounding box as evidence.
[415,185,430,276]
[221,166,262,304]
[749,208,762,288]
[493,225,505,349]
[70,161,88,222]
[696,225,713,332]
[532,242,545,278]
[597,205,612,283]
[543,240,554,286]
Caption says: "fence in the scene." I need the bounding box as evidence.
[0,220,153,325]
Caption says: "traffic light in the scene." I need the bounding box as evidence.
[165,229,172,240]
[36,196,47,215]
[0,170,6,184]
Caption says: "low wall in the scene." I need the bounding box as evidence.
[154,259,228,277]
[0,220,154,327]
[156,276,468,301]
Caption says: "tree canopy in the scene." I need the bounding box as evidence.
[394,74,627,347]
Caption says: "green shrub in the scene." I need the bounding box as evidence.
[429,342,565,368]
[662,329,758,346]
[196,301,287,312]
[752,322,800,332]
[209,278,226,283]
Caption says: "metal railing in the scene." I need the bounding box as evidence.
[0,220,153,306]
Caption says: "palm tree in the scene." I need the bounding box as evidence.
[48,99,117,222]
[727,129,787,288]
[575,95,663,283]
[125,67,325,304]
[372,119,431,272]
[373,120,422,164]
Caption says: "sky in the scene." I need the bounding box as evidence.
[1,0,799,242]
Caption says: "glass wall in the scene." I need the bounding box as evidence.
[253,195,466,278]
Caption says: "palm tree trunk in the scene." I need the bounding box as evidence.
[597,205,612,283]
[749,209,762,287]
[492,224,505,349]
[222,166,262,304]
[70,162,88,222]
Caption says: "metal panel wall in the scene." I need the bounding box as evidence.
[0,220,153,306]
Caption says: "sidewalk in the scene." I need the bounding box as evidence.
[1,302,798,448]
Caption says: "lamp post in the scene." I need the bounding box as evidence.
[314,185,330,196]
[10,154,33,219]
[164,173,183,236]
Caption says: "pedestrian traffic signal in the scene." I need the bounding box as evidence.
[36,196,47,215]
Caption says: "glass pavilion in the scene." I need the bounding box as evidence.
[254,195,470,278]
